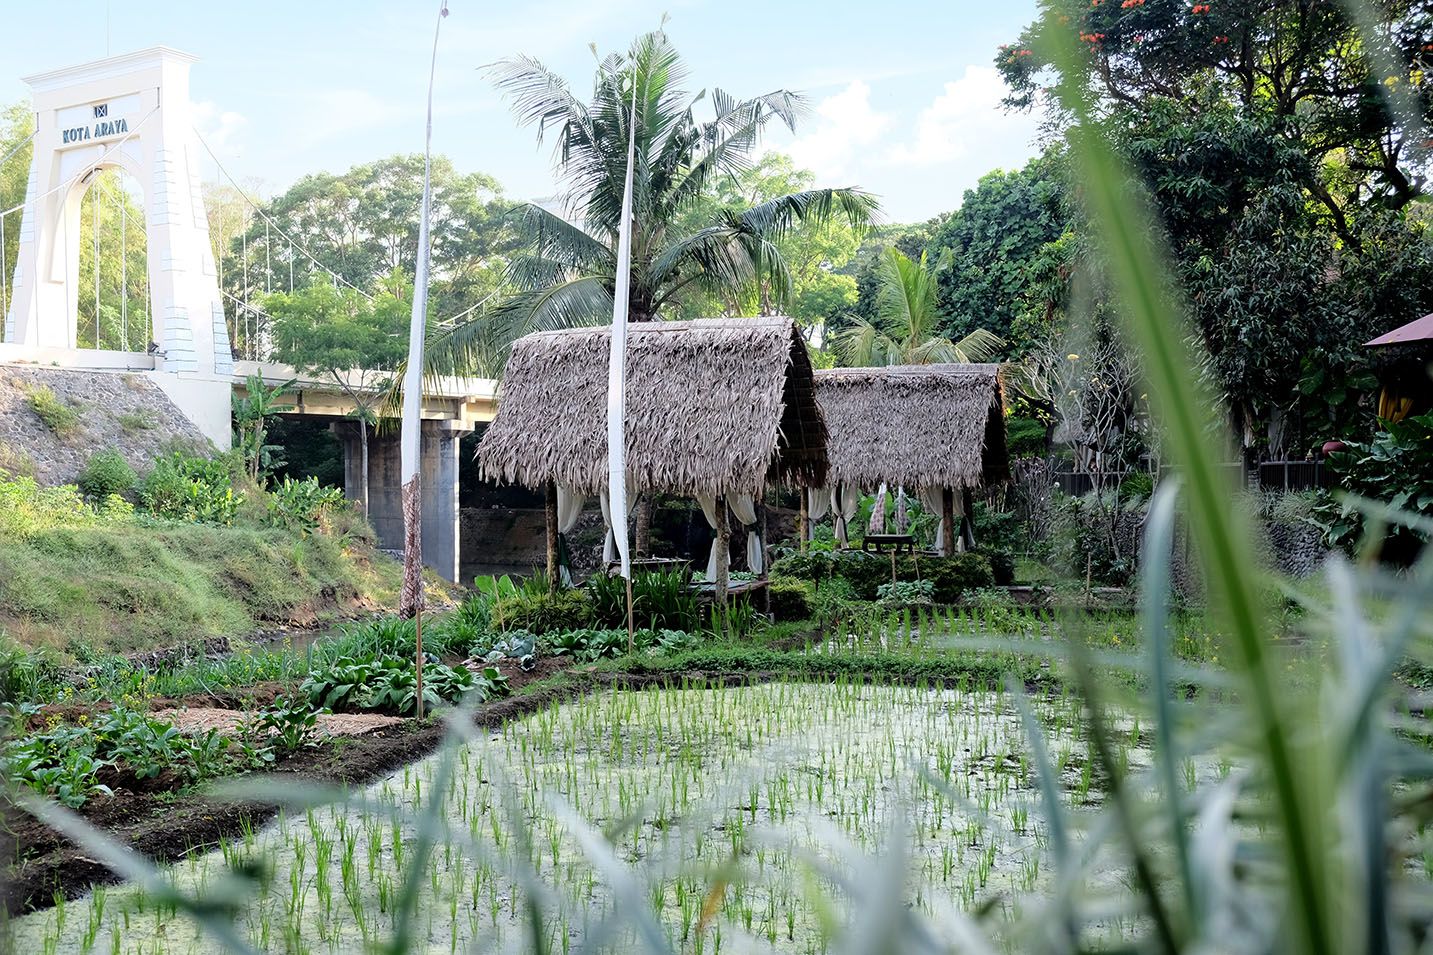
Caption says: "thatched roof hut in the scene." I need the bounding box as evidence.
[477,317,828,497]
[814,364,1009,491]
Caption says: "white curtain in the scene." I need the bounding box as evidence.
[918,487,944,556]
[917,486,965,555]
[555,486,586,585]
[556,486,585,533]
[696,493,720,578]
[598,491,615,565]
[695,493,764,576]
[867,483,888,535]
[834,483,861,547]
[895,486,908,534]
[807,487,831,523]
[730,494,762,576]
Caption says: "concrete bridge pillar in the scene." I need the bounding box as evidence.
[334,419,470,583]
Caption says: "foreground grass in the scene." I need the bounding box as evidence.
[0,522,401,655]
[6,680,1124,953]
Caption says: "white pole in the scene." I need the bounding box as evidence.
[92,177,100,347]
[1,215,7,335]
[608,72,639,649]
[120,180,127,349]
[399,0,449,718]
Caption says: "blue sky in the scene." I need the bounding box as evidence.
[2,1,1046,222]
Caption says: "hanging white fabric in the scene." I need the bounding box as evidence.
[867,483,888,535]
[834,483,860,547]
[918,486,945,556]
[895,486,908,534]
[729,494,762,576]
[605,80,639,581]
[807,487,831,523]
[598,490,616,565]
[556,486,585,533]
[555,485,586,586]
[695,493,720,579]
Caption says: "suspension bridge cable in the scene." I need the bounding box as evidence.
[193,129,374,302]
[0,128,36,171]
[0,107,158,219]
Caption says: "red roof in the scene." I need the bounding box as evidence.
[1366,313,1433,347]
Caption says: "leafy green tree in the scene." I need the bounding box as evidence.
[841,219,946,317]
[222,154,517,339]
[836,249,1004,366]
[926,154,1070,351]
[265,281,411,516]
[232,374,296,482]
[0,101,32,339]
[998,0,1433,245]
[668,153,865,324]
[429,30,878,375]
[75,169,150,351]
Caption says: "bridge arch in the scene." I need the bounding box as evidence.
[3,47,231,376]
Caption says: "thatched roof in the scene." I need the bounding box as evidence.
[815,364,1008,490]
[477,317,827,497]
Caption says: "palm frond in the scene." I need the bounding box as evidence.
[949,327,1006,362]
[835,316,897,367]
[738,187,880,241]
[509,203,614,277]
[425,276,613,377]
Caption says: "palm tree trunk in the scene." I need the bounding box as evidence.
[545,481,559,594]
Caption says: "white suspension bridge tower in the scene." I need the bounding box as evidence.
[0,47,496,581]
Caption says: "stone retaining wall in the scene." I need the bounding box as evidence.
[0,365,211,485]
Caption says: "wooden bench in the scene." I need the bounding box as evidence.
[861,534,915,555]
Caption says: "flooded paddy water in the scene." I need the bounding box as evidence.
[8,681,1153,954]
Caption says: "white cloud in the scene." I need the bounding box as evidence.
[782,81,892,182]
[192,100,248,153]
[886,66,1036,168]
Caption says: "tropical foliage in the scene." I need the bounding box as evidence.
[427,30,878,374]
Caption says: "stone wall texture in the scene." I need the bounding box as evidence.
[0,365,212,486]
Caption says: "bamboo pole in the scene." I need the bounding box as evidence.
[544,481,559,594]
[941,486,956,556]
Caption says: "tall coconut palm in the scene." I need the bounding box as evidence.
[837,248,1004,366]
[429,30,878,554]
[428,30,879,370]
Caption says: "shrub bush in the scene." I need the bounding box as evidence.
[267,476,345,533]
[1005,416,1048,458]
[25,386,81,437]
[769,551,833,584]
[139,452,242,525]
[0,476,109,540]
[984,550,1016,586]
[876,579,935,606]
[77,449,136,499]
[827,551,892,599]
[767,577,813,621]
[492,588,594,634]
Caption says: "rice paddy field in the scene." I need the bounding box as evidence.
[5,679,1157,954]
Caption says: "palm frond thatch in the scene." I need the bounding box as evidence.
[477,317,828,497]
[815,364,1009,491]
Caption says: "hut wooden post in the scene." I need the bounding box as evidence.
[941,486,956,556]
[544,482,559,594]
[798,489,809,552]
[714,494,730,610]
